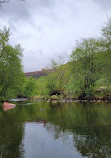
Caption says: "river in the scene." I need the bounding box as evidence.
[0,100,111,158]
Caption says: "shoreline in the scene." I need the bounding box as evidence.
[0,96,111,103]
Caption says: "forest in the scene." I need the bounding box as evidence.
[0,19,111,101]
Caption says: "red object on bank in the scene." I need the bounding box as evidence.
[3,102,16,111]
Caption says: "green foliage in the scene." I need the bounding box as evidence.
[66,19,111,98]
[70,38,99,93]
[23,77,37,97]
[0,27,25,99]
[46,72,57,95]
[35,76,50,96]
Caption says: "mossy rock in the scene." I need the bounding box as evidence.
[51,95,59,100]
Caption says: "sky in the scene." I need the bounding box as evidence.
[0,0,111,72]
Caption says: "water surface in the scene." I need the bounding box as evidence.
[0,101,111,158]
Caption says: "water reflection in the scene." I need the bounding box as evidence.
[0,101,111,157]
[23,122,80,158]
[3,105,16,111]
[0,103,24,158]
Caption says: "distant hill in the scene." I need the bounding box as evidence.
[25,69,53,79]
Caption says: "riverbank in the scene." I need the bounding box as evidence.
[29,94,110,103]
[1,91,111,103]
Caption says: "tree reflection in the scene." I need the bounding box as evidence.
[0,101,111,157]
[73,104,111,158]
[0,107,24,158]
[44,102,111,158]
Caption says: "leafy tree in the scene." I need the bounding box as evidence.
[23,77,37,97]
[35,77,49,96]
[70,38,100,97]
[101,18,111,83]
[0,27,24,99]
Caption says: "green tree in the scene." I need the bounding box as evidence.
[70,38,100,98]
[23,77,37,97]
[101,18,111,83]
[0,27,24,99]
